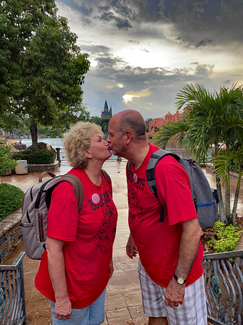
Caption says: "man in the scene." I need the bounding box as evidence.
[107,110,207,325]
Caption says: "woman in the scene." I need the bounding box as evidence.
[35,122,118,325]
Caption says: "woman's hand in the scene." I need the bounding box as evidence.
[55,296,72,320]
[109,259,114,278]
[126,233,138,259]
[46,237,72,321]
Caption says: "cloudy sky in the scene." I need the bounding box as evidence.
[55,0,243,119]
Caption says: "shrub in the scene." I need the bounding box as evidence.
[0,183,24,220]
[207,221,243,253]
[12,149,55,164]
[0,139,17,175]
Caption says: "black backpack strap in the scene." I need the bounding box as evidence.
[127,161,132,173]
[101,169,111,185]
[146,149,180,222]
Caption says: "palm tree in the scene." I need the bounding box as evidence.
[156,83,243,224]
[214,126,243,225]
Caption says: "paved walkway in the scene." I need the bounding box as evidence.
[2,160,149,325]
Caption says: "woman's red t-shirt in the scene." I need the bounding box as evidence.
[35,168,117,308]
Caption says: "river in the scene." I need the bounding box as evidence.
[21,138,64,149]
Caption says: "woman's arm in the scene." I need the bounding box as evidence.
[46,237,72,321]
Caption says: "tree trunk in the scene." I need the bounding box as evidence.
[215,141,226,223]
[225,174,231,224]
[29,119,38,151]
[232,166,243,226]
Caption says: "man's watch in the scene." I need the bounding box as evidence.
[174,274,186,285]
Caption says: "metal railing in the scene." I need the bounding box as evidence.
[203,250,243,325]
[0,252,26,325]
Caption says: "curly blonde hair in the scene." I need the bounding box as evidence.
[63,121,103,169]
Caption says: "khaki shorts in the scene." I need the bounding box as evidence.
[138,260,207,325]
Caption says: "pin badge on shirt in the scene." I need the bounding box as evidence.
[133,173,138,183]
[92,193,100,204]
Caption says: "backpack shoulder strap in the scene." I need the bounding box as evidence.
[127,161,132,172]
[146,149,180,223]
[61,174,84,213]
[101,169,111,185]
[146,149,180,197]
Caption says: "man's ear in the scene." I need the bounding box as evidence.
[124,130,133,144]
[83,149,92,159]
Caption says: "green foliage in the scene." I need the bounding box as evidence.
[0,139,17,175]
[207,221,243,253]
[12,149,55,164]
[88,116,110,133]
[0,183,24,220]
[155,83,243,224]
[0,0,90,150]
[145,118,154,133]
[230,160,240,173]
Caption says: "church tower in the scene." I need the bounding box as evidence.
[101,100,112,119]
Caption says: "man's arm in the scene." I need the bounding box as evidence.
[126,233,138,259]
[46,237,72,321]
[164,218,202,308]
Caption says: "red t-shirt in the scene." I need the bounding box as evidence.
[127,144,204,287]
[35,168,118,308]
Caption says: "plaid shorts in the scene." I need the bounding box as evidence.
[138,260,207,325]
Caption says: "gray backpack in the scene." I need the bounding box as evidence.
[21,170,110,260]
[128,150,219,229]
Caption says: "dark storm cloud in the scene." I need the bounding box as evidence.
[99,11,132,30]
[88,52,215,94]
[196,39,213,48]
[56,0,243,118]
[164,0,243,46]
[59,0,243,46]
[128,40,140,44]
[82,54,218,118]
[195,64,214,77]
[80,45,110,54]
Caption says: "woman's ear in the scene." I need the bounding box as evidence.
[83,149,92,159]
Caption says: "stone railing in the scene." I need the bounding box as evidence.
[27,160,59,173]
[0,209,22,264]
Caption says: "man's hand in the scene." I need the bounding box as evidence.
[109,259,114,278]
[126,234,138,259]
[55,296,72,321]
[165,277,185,308]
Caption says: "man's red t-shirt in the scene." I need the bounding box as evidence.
[35,168,117,308]
[127,144,204,287]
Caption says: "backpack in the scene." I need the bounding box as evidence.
[128,149,219,229]
[21,170,110,260]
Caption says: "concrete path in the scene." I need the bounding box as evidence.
[2,160,149,325]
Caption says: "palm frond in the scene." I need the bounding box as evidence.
[155,120,188,149]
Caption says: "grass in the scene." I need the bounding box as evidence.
[0,183,24,220]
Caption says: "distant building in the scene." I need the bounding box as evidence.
[101,100,112,119]
[148,110,185,138]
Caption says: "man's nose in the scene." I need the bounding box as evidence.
[107,135,110,143]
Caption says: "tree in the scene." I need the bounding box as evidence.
[145,118,154,133]
[88,116,110,133]
[214,126,243,225]
[0,0,90,150]
[156,84,243,224]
